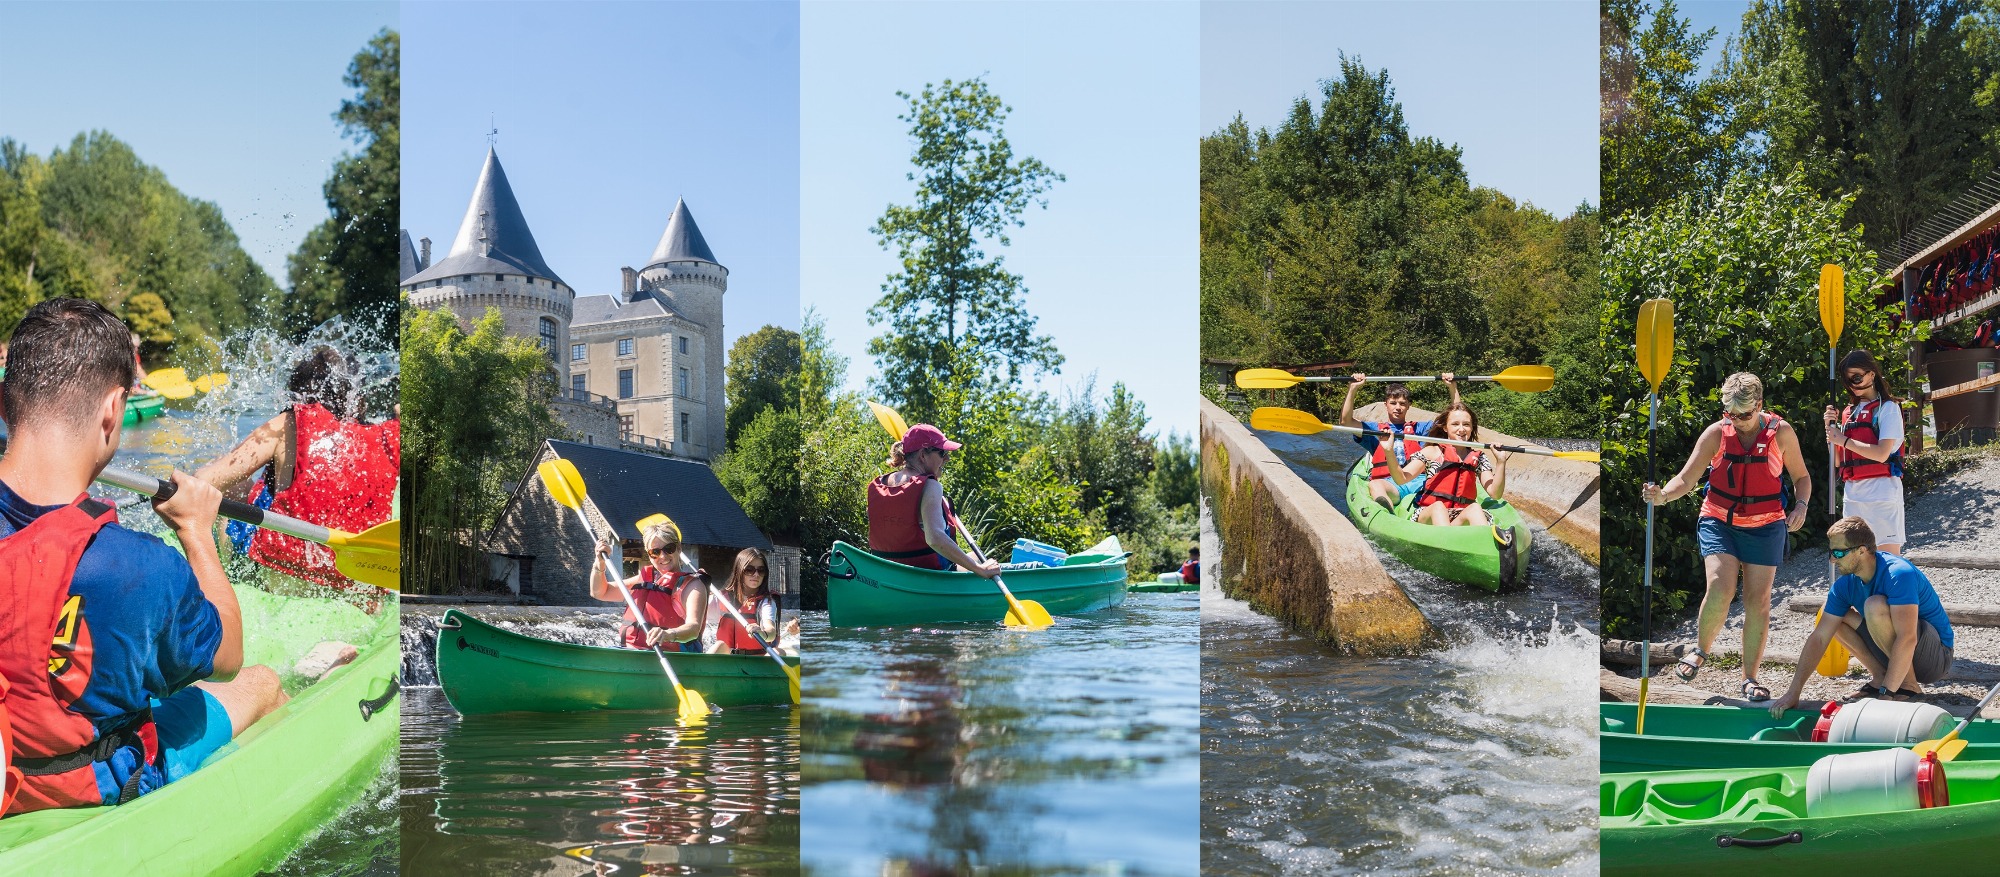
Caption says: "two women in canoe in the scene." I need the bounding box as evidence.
[1379,402,1511,527]
[865,423,1001,578]
[1824,349,1907,554]
[0,299,285,815]
[1340,373,1461,510]
[597,518,711,652]
[1643,372,1813,702]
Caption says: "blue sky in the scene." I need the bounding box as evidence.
[802,1,1200,436]
[0,2,395,283]
[1202,1,1598,216]
[402,1,800,345]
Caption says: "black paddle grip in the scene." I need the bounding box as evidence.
[133,474,267,526]
[1716,831,1802,849]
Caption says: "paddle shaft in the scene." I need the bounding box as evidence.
[1640,390,1659,735]
[1336,423,1566,459]
[949,516,1035,622]
[1938,682,2000,746]
[96,466,334,546]
[708,581,795,673]
[568,505,698,694]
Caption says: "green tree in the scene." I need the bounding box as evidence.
[287,29,399,337]
[1151,431,1198,511]
[867,78,1064,424]
[716,405,805,543]
[1602,0,1736,221]
[724,325,801,445]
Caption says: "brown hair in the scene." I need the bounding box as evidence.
[1383,383,1412,402]
[2,298,138,429]
[1427,402,1480,442]
[1839,349,1901,403]
[1827,516,1877,551]
[290,346,356,420]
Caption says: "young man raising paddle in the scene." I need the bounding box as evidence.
[0,298,285,815]
[1339,373,1460,510]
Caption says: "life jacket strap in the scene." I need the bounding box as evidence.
[12,708,155,778]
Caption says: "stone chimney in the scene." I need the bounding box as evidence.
[621,266,639,297]
[419,237,431,269]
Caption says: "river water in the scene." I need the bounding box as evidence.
[1200,429,1599,876]
[400,609,801,877]
[799,589,1201,876]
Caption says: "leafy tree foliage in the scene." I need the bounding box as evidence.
[715,405,805,543]
[724,324,801,445]
[1602,0,1735,221]
[287,29,399,338]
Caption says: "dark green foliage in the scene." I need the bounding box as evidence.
[724,325,801,445]
[287,29,399,338]
[715,405,805,542]
[1602,0,1735,222]
[1600,169,1922,640]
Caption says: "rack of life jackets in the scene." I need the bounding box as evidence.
[1906,223,2000,328]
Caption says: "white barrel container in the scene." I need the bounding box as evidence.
[1813,699,1953,744]
[1805,748,1947,818]
[1156,572,1183,584]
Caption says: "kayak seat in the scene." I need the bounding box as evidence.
[1749,717,1815,742]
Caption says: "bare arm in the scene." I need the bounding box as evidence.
[1338,374,1365,428]
[1776,423,1813,531]
[1483,451,1508,501]
[1884,602,1921,692]
[194,413,286,498]
[1647,424,1723,505]
[154,472,242,680]
[1443,373,1461,407]
[1773,611,1847,715]
[1385,446,1426,485]
[921,481,999,578]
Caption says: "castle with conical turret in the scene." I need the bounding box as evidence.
[402,148,726,462]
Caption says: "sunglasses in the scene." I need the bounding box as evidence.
[745,567,768,575]
[1845,372,1873,386]
[647,546,679,557]
[1725,408,1759,421]
[1829,546,1861,559]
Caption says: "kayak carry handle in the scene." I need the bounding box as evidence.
[358,678,400,722]
[1715,831,1802,849]
[826,547,857,580]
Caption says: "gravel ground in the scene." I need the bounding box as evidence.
[1644,457,2000,712]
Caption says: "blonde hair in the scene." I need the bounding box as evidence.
[1827,515,1877,551]
[1720,372,1764,412]
[643,519,682,550]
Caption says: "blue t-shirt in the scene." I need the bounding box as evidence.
[1356,419,1436,466]
[0,481,221,735]
[1824,551,1954,649]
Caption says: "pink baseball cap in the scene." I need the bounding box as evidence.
[902,423,962,454]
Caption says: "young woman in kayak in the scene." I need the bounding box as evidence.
[1339,373,1460,510]
[195,346,399,591]
[1823,349,1907,555]
[865,423,1002,578]
[710,548,780,655]
[1643,372,1813,702]
[597,519,710,652]
[1383,402,1508,526]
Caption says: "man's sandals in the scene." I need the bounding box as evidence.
[1740,678,1771,702]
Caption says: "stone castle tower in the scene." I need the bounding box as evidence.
[632,198,727,458]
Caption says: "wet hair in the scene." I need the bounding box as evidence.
[1839,349,1900,403]
[1427,402,1481,443]
[728,548,771,597]
[1720,372,1763,411]
[289,346,355,420]
[1383,383,1412,402]
[2,298,138,430]
[1827,515,1877,551]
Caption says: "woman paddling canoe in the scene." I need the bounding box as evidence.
[710,548,781,655]
[864,424,1001,578]
[1823,349,1907,555]
[1642,372,1812,702]
[597,518,710,652]
[1382,402,1509,527]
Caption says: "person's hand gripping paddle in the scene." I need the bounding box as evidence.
[1817,264,1854,678]
[1636,298,1674,735]
[634,513,800,704]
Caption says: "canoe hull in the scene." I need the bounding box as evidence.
[826,540,1128,627]
[1131,581,1197,593]
[123,393,165,426]
[1342,457,1531,591]
[1602,702,2000,771]
[0,613,399,877]
[1602,760,2000,876]
[435,609,798,715]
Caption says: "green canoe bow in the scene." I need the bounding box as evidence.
[1342,457,1531,591]
[434,609,799,715]
[825,540,1129,627]
[1602,702,2000,772]
[0,611,399,876]
[1602,759,2000,876]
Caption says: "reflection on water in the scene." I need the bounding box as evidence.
[802,594,1200,876]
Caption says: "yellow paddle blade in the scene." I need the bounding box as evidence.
[1003,598,1054,629]
[677,684,713,724]
[1248,407,1333,435]
[784,663,801,704]
[1814,610,1852,677]
[537,458,587,511]
[191,373,228,393]
[866,401,909,440]
[153,382,196,400]
[1937,738,1969,762]
[143,367,189,392]
[326,519,400,591]
[1551,449,1602,463]
[1636,299,1674,392]
[1489,365,1556,392]
[1912,728,1963,760]
[1234,368,1304,389]
[1819,264,1845,346]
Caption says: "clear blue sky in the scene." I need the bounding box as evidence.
[402,1,801,346]
[1202,1,1598,216]
[0,2,396,283]
[802,1,1200,436]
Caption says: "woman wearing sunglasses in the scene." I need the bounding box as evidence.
[864,423,1002,578]
[595,518,710,652]
[1822,350,1907,555]
[1643,372,1813,702]
[711,548,780,655]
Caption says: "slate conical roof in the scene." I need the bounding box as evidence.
[405,148,565,287]
[645,198,720,269]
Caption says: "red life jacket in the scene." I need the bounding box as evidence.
[249,404,399,589]
[1838,398,1902,482]
[716,593,774,652]
[0,496,164,815]
[1369,424,1424,480]
[866,473,948,570]
[0,674,17,815]
[1179,559,1200,585]
[1705,414,1788,525]
[1416,446,1484,510]
[620,565,699,650]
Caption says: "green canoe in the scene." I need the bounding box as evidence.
[1342,456,1531,591]
[434,609,799,715]
[123,392,165,426]
[0,608,399,876]
[826,540,1128,627]
[1131,580,1197,593]
[1602,759,2000,876]
[1602,701,2000,772]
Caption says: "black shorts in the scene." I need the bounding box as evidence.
[1855,615,1955,684]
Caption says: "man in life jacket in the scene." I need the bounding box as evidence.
[1339,373,1460,510]
[1179,546,1200,586]
[1768,517,1955,716]
[1391,402,1509,527]
[595,518,711,652]
[0,298,286,817]
[196,346,399,591]
[865,424,1001,578]
[1821,349,1907,555]
[710,548,782,655]
[1643,372,1812,703]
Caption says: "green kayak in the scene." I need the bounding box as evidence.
[1342,457,1531,591]
[826,540,1128,627]
[1602,759,2000,876]
[123,392,165,426]
[0,606,399,876]
[434,609,799,715]
[1131,580,1197,593]
[1602,702,2000,772]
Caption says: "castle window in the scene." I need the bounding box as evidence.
[571,373,586,395]
[539,318,557,357]
[677,336,689,355]
[571,343,585,362]
[496,275,506,282]
[617,338,635,357]
[618,369,634,399]
[679,412,690,441]
[620,415,634,440]
[676,367,690,398]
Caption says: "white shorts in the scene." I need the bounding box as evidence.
[1843,496,1906,547]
